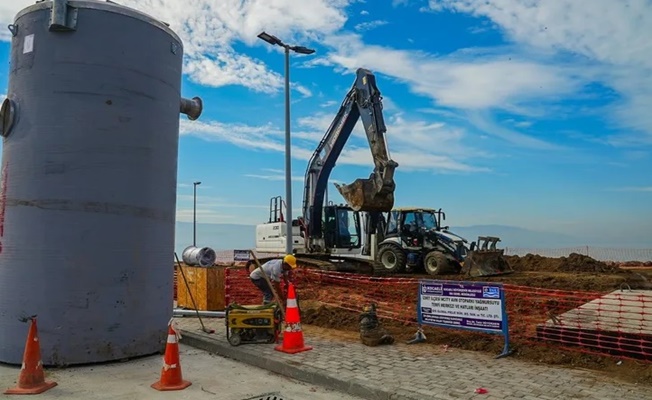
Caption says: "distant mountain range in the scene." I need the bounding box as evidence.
[175,222,647,255]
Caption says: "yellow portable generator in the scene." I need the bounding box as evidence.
[225,303,282,346]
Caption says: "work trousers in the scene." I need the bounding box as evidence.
[251,278,274,304]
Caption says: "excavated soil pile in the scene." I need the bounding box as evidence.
[504,252,621,273]
[302,304,359,330]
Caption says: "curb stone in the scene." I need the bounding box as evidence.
[180,330,425,400]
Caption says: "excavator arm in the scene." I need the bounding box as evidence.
[302,68,398,240]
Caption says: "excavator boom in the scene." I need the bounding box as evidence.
[334,70,397,212]
[303,68,398,239]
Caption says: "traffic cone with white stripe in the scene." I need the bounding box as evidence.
[4,317,57,395]
[151,319,191,391]
[275,282,313,354]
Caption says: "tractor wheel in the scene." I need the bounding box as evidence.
[376,243,407,274]
[424,251,453,276]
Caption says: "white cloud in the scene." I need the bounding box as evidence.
[316,34,584,149]
[0,1,343,96]
[466,111,561,150]
[322,34,586,111]
[354,20,388,32]
[426,0,652,141]
[181,95,493,174]
[118,0,346,95]
[360,10,369,15]
[245,173,304,182]
[0,1,33,41]
[294,84,313,98]
[244,169,345,184]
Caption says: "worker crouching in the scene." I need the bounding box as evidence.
[250,254,297,305]
[359,303,394,346]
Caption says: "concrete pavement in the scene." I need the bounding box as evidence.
[0,344,363,400]
[177,317,649,400]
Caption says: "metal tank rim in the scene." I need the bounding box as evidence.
[13,0,183,46]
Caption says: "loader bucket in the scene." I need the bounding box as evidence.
[334,177,395,212]
[462,250,513,277]
[461,236,514,278]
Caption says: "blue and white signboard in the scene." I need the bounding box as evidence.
[417,280,512,358]
[233,250,251,262]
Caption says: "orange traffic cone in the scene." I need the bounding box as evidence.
[151,320,191,391]
[4,317,57,395]
[275,282,313,354]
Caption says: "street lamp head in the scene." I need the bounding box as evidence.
[193,181,201,185]
[290,45,316,55]
[257,31,283,46]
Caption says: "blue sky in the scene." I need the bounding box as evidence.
[1,0,651,248]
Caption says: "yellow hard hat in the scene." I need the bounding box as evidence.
[283,254,297,269]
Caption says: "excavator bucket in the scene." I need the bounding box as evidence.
[461,236,514,278]
[335,177,394,212]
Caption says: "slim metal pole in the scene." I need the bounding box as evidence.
[284,46,292,256]
[193,183,197,247]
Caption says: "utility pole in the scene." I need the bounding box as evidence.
[257,31,315,255]
[193,181,201,246]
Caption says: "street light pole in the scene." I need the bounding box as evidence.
[257,31,315,256]
[193,181,201,246]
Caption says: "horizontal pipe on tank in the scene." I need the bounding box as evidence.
[172,309,225,318]
[182,245,217,267]
[0,98,16,138]
[180,96,203,120]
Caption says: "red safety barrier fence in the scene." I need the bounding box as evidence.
[173,264,178,301]
[504,284,652,362]
[225,266,652,363]
[224,266,290,306]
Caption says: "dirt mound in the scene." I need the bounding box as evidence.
[302,304,360,330]
[619,261,652,267]
[504,253,621,274]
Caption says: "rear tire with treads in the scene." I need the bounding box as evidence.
[376,243,407,274]
[424,251,452,276]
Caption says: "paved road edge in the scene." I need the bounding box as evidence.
[180,330,422,400]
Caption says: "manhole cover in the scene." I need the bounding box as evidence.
[242,392,285,400]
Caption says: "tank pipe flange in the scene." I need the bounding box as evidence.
[180,96,203,121]
[49,0,78,32]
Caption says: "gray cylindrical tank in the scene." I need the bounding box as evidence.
[0,0,203,366]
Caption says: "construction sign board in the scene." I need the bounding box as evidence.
[233,250,251,261]
[417,280,512,358]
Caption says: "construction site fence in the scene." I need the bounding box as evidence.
[504,246,652,262]
[224,267,652,364]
